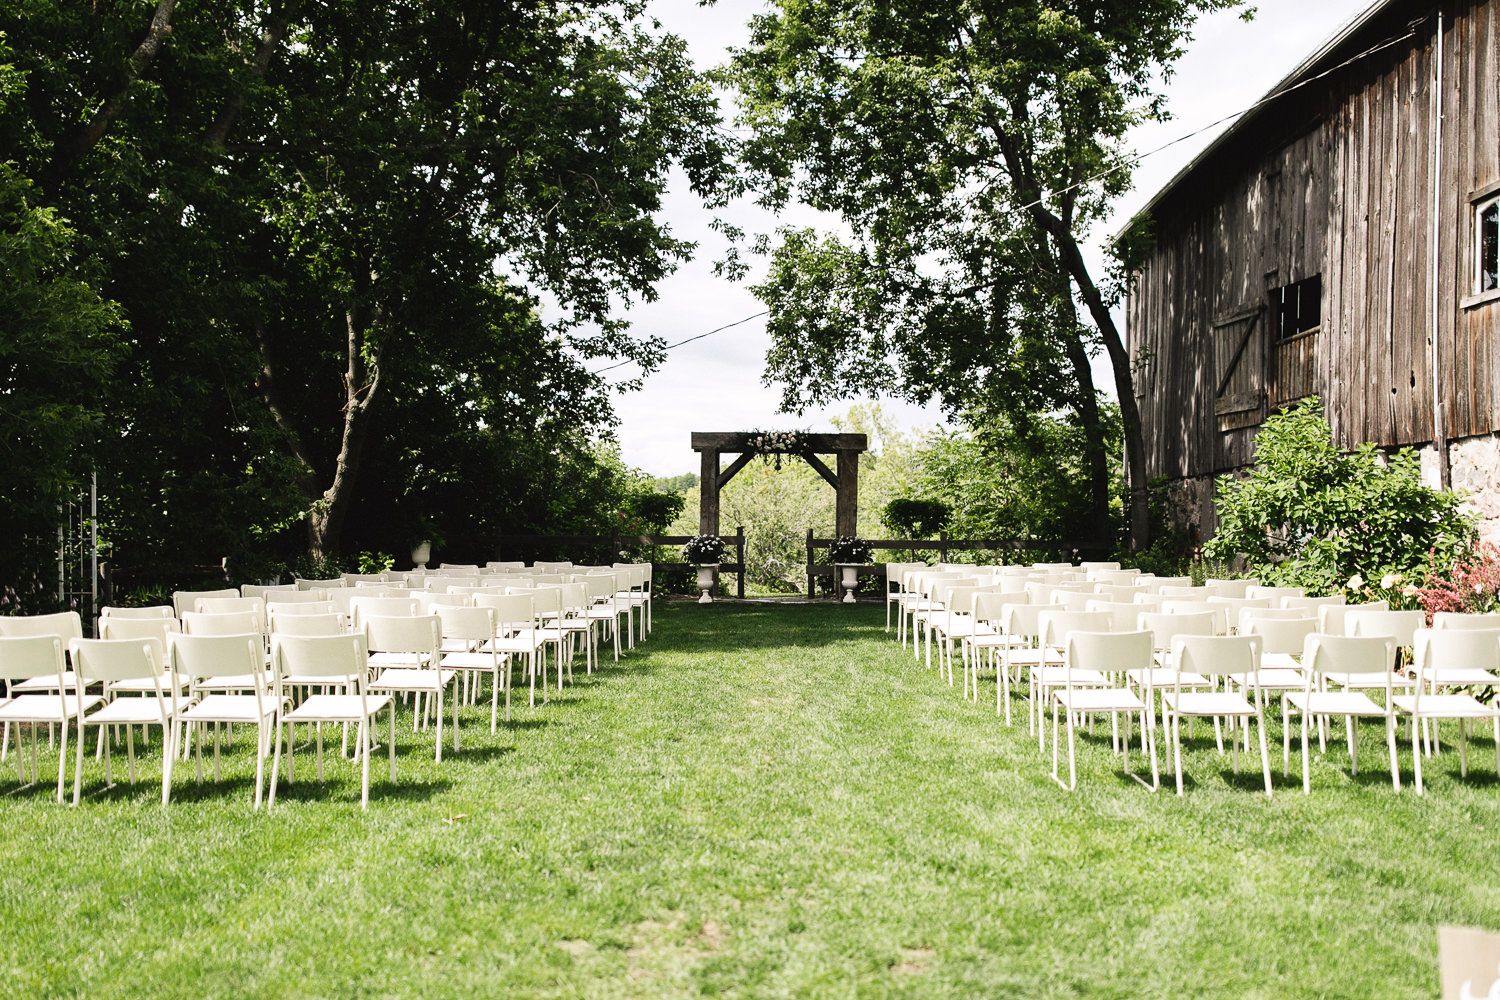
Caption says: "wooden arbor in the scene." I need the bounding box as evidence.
[692,432,868,538]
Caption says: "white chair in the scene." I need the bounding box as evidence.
[241,583,298,601]
[295,577,345,591]
[268,611,346,636]
[1034,610,1115,751]
[268,633,393,810]
[1319,599,1389,635]
[182,610,265,638]
[1396,629,1500,794]
[883,562,925,633]
[1282,594,1346,614]
[1050,630,1158,791]
[962,591,1028,707]
[1433,612,1500,630]
[1245,585,1305,604]
[1160,600,1227,635]
[1164,635,1273,796]
[0,635,101,801]
[196,596,267,618]
[68,638,181,805]
[0,612,84,697]
[436,606,506,730]
[265,601,337,619]
[1206,596,1272,632]
[169,632,281,808]
[170,589,237,618]
[582,574,628,663]
[1205,578,1258,599]
[251,589,328,605]
[474,593,550,710]
[365,615,458,763]
[1283,634,1400,793]
[98,605,174,620]
[348,595,418,630]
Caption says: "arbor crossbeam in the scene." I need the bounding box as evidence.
[691,432,867,538]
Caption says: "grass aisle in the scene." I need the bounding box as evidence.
[4,601,1500,998]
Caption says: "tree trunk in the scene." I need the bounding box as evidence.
[306,279,384,562]
[1059,319,1112,541]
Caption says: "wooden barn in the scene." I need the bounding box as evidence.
[1125,0,1500,537]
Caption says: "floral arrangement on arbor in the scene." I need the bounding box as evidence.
[826,536,872,564]
[736,429,809,470]
[682,534,726,564]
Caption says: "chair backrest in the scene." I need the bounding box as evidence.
[340,573,388,586]
[1065,629,1153,677]
[1237,606,1311,633]
[1245,585,1305,602]
[1413,627,1500,684]
[1156,585,1207,600]
[0,611,83,642]
[1174,634,1263,687]
[1161,600,1227,634]
[97,605,175,620]
[257,589,330,605]
[363,614,442,659]
[0,634,68,686]
[69,638,169,696]
[296,577,345,591]
[534,561,573,572]
[348,596,418,629]
[168,632,266,694]
[172,588,239,618]
[265,600,337,618]
[1142,576,1192,593]
[268,611,347,636]
[196,596,266,617]
[417,592,473,614]
[1137,610,1218,650]
[486,561,526,573]
[472,593,537,631]
[1094,584,1148,604]
[1204,578,1258,599]
[241,583,298,601]
[1319,599,1389,634]
[98,616,182,642]
[271,633,369,685]
[1302,633,1397,686]
[1079,561,1122,573]
[1282,594,1346,612]
[436,605,498,644]
[1130,593,1165,612]
[529,574,566,586]
[1432,612,1500,630]
[1052,590,1102,612]
[1038,610,1115,647]
[1205,596,1272,628]
[182,610,264,637]
[1345,608,1425,648]
[584,576,617,603]
[429,577,481,593]
[1244,616,1318,656]
[558,582,590,613]
[1081,600,1143,633]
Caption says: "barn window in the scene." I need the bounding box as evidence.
[1274,274,1321,339]
[1477,196,1499,294]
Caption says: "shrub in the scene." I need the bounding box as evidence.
[880,498,951,539]
[1203,398,1476,595]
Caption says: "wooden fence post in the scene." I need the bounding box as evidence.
[806,528,815,597]
[736,526,746,598]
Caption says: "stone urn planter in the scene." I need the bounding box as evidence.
[696,564,718,603]
[411,540,432,570]
[835,563,861,603]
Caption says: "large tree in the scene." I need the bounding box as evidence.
[727,0,1241,550]
[1,1,730,572]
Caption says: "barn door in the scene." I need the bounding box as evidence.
[1213,303,1266,432]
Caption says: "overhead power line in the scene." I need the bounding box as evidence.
[591,309,770,375]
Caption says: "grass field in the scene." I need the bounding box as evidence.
[4,600,1499,998]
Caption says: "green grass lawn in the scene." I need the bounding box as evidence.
[4,601,1499,998]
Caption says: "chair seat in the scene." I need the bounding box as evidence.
[1324,671,1415,691]
[109,672,192,696]
[1004,648,1065,666]
[11,671,81,693]
[1127,668,1210,689]
[284,693,393,724]
[967,633,1024,649]
[368,652,428,669]
[440,651,500,672]
[88,698,180,725]
[0,693,103,723]
[1035,666,1110,687]
[1423,668,1500,688]
[369,668,457,693]
[1284,690,1386,716]
[1054,688,1147,712]
[1392,693,1500,719]
[1260,652,1302,670]
[180,694,277,725]
[1228,668,1305,692]
[1162,691,1257,717]
[194,672,274,693]
[482,637,544,655]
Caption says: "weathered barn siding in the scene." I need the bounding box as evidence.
[1127,0,1500,503]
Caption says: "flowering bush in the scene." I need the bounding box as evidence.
[682,534,726,564]
[826,536,872,563]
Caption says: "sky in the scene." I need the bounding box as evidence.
[591,0,1376,478]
